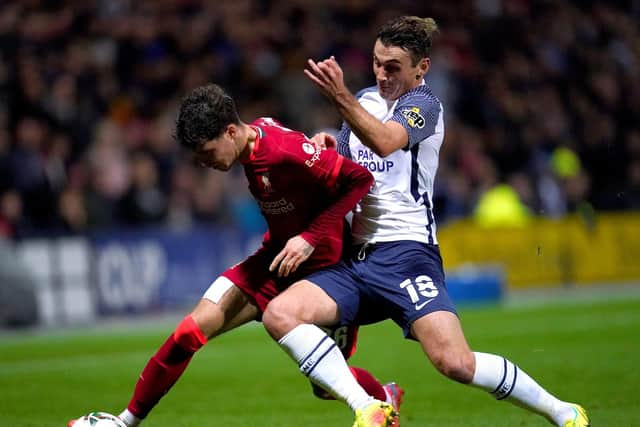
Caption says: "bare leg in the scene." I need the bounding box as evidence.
[411,311,584,426]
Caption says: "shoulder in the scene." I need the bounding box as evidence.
[390,85,444,145]
[396,84,442,111]
[393,84,443,129]
[251,117,289,131]
[257,118,317,161]
[252,117,304,143]
[249,117,307,163]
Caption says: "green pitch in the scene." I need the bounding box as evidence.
[1,293,639,427]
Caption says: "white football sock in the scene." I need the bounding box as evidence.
[278,324,373,411]
[118,409,141,427]
[471,352,568,425]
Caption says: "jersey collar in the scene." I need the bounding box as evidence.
[243,125,264,163]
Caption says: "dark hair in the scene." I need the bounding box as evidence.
[377,16,439,66]
[175,84,240,151]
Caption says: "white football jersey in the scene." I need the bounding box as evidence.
[336,83,444,245]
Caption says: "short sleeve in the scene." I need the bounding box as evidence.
[389,85,442,149]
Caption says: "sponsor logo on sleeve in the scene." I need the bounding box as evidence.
[303,141,324,167]
[302,142,316,155]
[401,107,425,129]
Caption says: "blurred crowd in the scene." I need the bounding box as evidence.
[0,0,639,239]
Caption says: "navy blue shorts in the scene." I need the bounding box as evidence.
[306,240,458,338]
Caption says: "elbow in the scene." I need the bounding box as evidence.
[367,138,404,158]
[374,147,395,158]
[365,142,392,158]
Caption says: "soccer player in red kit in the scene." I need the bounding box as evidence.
[69,84,401,427]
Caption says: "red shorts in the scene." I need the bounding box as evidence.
[220,245,358,359]
[221,245,297,313]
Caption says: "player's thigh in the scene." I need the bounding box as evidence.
[411,310,474,381]
[192,277,259,339]
[269,279,341,326]
[301,261,364,326]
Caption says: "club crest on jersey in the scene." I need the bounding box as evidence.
[259,173,274,194]
[402,107,425,129]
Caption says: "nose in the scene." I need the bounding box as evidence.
[373,64,386,81]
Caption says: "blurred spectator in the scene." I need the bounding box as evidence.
[192,169,231,225]
[0,123,11,192]
[8,116,59,229]
[84,119,130,229]
[166,158,198,231]
[0,190,26,238]
[119,150,167,225]
[0,0,638,239]
[57,187,88,234]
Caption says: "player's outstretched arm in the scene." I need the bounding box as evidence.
[304,56,407,157]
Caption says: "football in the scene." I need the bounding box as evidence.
[71,412,127,427]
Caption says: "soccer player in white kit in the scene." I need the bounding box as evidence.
[262,16,589,427]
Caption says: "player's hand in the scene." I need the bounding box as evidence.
[269,235,315,278]
[304,56,347,101]
[310,132,337,150]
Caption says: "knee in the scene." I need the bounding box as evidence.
[262,296,301,340]
[430,350,475,384]
[174,315,207,352]
[189,300,224,339]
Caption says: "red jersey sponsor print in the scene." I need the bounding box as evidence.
[242,117,345,273]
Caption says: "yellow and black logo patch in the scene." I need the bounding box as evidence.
[401,107,425,129]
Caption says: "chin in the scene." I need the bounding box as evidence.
[378,86,398,101]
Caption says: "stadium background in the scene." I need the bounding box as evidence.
[1,0,639,239]
[0,1,639,426]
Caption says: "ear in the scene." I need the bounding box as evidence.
[225,123,237,139]
[419,57,430,75]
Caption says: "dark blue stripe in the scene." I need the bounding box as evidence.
[410,144,420,201]
[305,343,338,377]
[498,365,518,400]
[423,192,434,245]
[411,145,434,244]
[491,357,508,395]
[299,335,330,371]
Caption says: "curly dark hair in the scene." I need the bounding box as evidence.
[377,16,439,66]
[175,84,240,151]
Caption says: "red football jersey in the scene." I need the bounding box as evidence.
[242,117,346,272]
